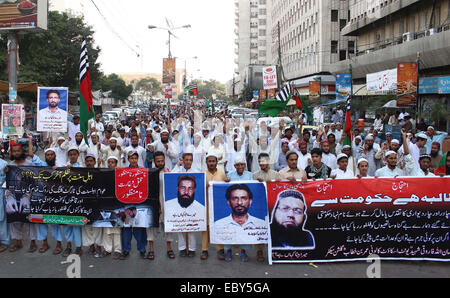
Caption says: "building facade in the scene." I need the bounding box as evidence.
[234,0,272,95]
[269,0,356,81]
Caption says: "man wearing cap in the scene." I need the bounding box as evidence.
[70,132,89,166]
[124,135,146,168]
[61,146,83,256]
[148,129,179,171]
[204,153,227,260]
[225,156,253,182]
[425,126,448,155]
[68,114,80,145]
[82,154,103,257]
[5,140,38,253]
[279,151,307,184]
[375,138,405,169]
[400,131,428,169]
[430,142,442,173]
[331,154,354,179]
[54,136,70,167]
[98,137,122,168]
[357,134,379,177]
[336,144,356,174]
[90,113,105,141]
[356,158,371,178]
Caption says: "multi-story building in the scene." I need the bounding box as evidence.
[332,0,450,81]
[234,0,272,95]
[50,0,84,17]
[269,0,356,84]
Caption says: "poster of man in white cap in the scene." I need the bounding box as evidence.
[37,87,68,132]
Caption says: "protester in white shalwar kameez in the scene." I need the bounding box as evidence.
[331,153,354,179]
[207,134,226,173]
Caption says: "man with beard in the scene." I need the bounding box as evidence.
[124,135,146,168]
[148,129,179,170]
[29,146,64,254]
[357,134,378,177]
[214,184,266,262]
[38,89,68,130]
[146,151,175,260]
[69,132,88,166]
[430,142,442,172]
[98,137,122,168]
[165,173,204,258]
[90,113,105,141]
[270,190,315,248]
[376,139,405,169]
[68,115,80,145]
[5,141,37,253]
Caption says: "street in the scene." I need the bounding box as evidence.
[0,235,448,278]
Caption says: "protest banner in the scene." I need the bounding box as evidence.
[5,166,160,228]
[1,104,24,135]
[209,181,269,244]
[164,173,207,233]
[163,58,176,84]
[37,87,68,132]
[267,178,450,264]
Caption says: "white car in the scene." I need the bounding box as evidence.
[257,116,293,128]
[104,111,120,121]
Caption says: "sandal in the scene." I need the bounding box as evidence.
[39,245,50,253]
[0,244,8,253]
[146,251,155,260]
[9,244,23,252]
[100,251,111,258]
[167,250,175,259]
[62,247,72,257]
[200,250,208,260]
[257,251,265,262]
[53,246,63,255]
[113,252,121,260]
[74,247,83,256]
[28,244,38,253]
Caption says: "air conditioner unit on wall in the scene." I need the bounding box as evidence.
[402,32,414,42]
[425,28,436,36]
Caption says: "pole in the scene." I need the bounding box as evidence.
[277,21,283,86]
[8,32,18,104]
[416,52,420,123]
[168,31,172,58]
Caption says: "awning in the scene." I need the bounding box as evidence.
[0,81,38,93]
[321,99,345,106]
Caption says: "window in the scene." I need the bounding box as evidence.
[348,40,355,54]
[340,19,347,30]
[331,40,338,53]
[339,50,347,61]
[331,10,338,22]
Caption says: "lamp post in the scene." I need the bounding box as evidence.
[148,23,191,112]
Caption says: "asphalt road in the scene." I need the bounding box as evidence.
[0,232,448,278]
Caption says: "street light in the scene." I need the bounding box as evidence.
[148,23,191,58]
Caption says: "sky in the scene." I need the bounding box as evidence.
[80,0,235,84]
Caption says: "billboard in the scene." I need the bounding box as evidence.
[1,104,24,135]
[0,0,47,31]
[308,81,321,104]
[438,76,450,94]
[162,58,176,84]
[335,73,351,101]
[366,68,397,94]
[262,66,278,90]
[397,63,417,106]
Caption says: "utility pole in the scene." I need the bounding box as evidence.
[277,21,283,87]
[8,33,18,104]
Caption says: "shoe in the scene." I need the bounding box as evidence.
[217,249,225,260]
[140,251,146,259]
[200,250,208,260]
[225,250,232,262]
[240,251,248,262]
[188,250,195,258]
[113,252,121,260]
[180,249,188,257]
[120,252,129,260]
[75,247,83,256]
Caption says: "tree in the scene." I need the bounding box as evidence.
[190,79,226,99]
[97,74,133,100]
[0,11,102,91]
[134,77,163,97]
[239,84,253,102]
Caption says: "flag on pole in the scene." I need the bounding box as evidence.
[342,95,352,146]
[292,88,313,121]
[434,152,449,176]
[203,96,210,108]
[258,83,292,117]
[189,83,198,96]
[79,40,95,145]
